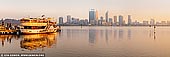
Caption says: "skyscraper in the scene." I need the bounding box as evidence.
[98,16,104,25]
[114,16,117,24]
[89,9,97,25]
[119,15,123,26]
[128,15,132,25]
[109,18,113,25]
[59,17,63,25]
[105,11,109,23]
[95,10,99,25]
[67,15,71,24]
[96,10,99,20]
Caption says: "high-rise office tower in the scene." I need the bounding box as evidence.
[89,9,97,25]
[67,15,71,24]
[109,18,113,25]
[96,10,99,20]
[105,11,109,23]
[59,17,63,25]
[98,16,104,25]
[114,16,117,24]
[119,15,123,26]
[95,10,99,25]
[128,15,132,25]
[109,18,113,23]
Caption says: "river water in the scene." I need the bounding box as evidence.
[0,26,170,57]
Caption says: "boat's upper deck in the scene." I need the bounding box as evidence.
[20,17,56,26]
[20,17,51,23]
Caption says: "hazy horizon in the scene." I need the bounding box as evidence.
[0,0,170,22]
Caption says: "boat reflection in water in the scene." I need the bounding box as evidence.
[20,33,58,51]
[0,35,20,47]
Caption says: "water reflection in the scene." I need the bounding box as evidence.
[154,32,156,40]
[67,29,71,39]
[128,29,131,39]
[118,29,124,39]
[100,30,104,38]
[154,29,156,40]
[114,29,117,39]
[0,35,20,47]
[1,26,169,57]
[149,28,157,40]
[20,33,58,51]
[105,29,109,43]
[89,29,96,44]
[149,30,152,38]
[88,28,132,44]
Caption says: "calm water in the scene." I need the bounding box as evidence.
[0,26,170,57]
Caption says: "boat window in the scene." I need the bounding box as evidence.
[24,26,46,29]
[24,26,31,29]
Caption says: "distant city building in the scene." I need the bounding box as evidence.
[71,17,75,24]
[161,21,166,25]
[76,18,80,24]
[109,18,112,22]
[150,19,155,25]
[85,19,89,25]
[100,16,104,25]
[114,16,117,23]
[67,15,72,24]
[156,22,161,25]
[128,15,132,25]
[143,21,149,25]
[105,11,109,23]
[101,20,106,25]
[59,17,63,25]
[71,18,79,24]
[79,19,85,25]
[123,20,126,25]
[98,20,102,25]
[119,15,123,26]
[109,18,113,25]
[133,20,140,25]
[96,10,99,20]
[89,9,98,25]
[95,10,99,25]
[100,16,104,21]
[0,19,20,25]
[114,16,117,25]
[167,21,170,25]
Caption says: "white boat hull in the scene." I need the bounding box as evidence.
[20,29,57,34]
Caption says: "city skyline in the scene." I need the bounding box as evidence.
[0,0,170,22]
[58,13,170,26]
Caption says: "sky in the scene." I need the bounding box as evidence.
[0,0,170,22]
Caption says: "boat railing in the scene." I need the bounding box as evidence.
[20,20,48,23]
